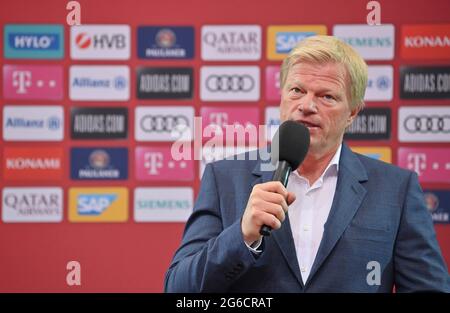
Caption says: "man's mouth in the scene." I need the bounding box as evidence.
[297,120,320,129]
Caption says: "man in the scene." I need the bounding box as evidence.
[165,36,450,292]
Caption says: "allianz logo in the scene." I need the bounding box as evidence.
[341,37,392,47]
[72,76,127,90]
[5,116,61,130]
[367,76,391,90]
[11,33,58,49]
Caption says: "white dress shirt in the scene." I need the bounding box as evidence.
[287,144,341,283]
[245,145,341,284]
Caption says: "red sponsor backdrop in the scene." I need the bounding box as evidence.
[0,0,449,292]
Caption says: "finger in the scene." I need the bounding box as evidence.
[259,181,288,198]
[286,192,296,205]
[261,213,282,230]
[254,200,285,222]
[258,191,289,213]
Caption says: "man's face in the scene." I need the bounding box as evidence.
[280,61,359,156]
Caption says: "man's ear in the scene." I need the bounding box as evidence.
[346,105,361,127]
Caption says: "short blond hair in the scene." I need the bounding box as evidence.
[280,35,368,111]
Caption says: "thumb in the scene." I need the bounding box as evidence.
[286,192,296,205]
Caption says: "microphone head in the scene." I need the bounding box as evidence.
[271,120,310,170]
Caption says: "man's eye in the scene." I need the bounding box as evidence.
[323,95,335,100]
[291,87,302,93]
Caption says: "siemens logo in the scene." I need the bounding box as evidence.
[4,24,64,59]
[341,37,392,47]
[333,24,394,60]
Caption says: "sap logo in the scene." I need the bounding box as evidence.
[77,194,117,215]
[75,33,126,50]
[10,33,59,50]
[276,32,315,53]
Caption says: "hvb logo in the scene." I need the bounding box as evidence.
[3,65,63,100]
[75,32,127,49]
[71,25,130,60]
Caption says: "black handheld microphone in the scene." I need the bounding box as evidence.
[260,120,310,236]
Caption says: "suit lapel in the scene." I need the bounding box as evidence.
[252,163,304,287]
[306,144,368,285]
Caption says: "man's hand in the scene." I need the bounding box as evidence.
[241,181,296,245]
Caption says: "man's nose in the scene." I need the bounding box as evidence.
[297,93,318,114]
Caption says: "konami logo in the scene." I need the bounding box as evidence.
[3,147,63,181]
[401,24,450,60]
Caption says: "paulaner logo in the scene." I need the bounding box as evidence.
[71,147,128,180]
[4,24,64,59]
[138,26,194,59]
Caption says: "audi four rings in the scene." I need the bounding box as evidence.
[404,115,450,133]
[206,74,255,92]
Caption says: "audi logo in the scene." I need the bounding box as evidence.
[206,75,255,92]
[140,115,189,133]
[404,115,450,133]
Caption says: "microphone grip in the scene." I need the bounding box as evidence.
[259,161,292,236]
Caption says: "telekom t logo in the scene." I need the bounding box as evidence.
[144,152,164,175]
[407,153,427,176]
[12,70,32,94]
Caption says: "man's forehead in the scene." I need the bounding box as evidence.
[288,61,346,77]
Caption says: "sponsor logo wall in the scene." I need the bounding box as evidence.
[1,22,449,227]
[0,1,449,294]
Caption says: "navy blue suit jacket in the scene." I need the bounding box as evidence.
[165,144,449,292]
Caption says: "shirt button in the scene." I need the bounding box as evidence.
[303,225,310,231]
[300,266,307,272]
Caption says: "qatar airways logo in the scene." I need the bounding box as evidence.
[2,188,63,223]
